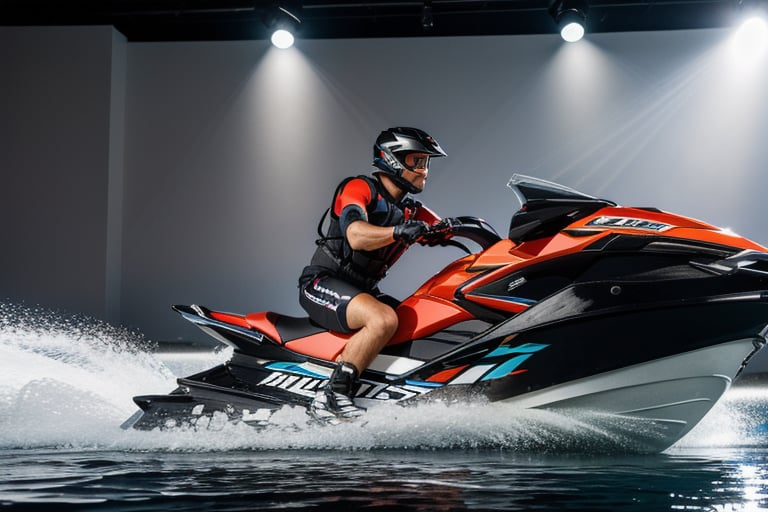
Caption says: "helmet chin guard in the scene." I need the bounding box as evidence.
[374,168,423,194]
[372,127,446,194]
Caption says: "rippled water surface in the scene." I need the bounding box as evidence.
[2,303,768,511]
[4,446,768,511]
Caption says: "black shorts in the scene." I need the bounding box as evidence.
[299,274,365,334]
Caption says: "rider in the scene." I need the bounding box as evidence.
[299,127,447,422]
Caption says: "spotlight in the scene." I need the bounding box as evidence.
[271,28,295,49]
[558,10,586,42]
[733,15,768,58]
[263,5,301,49]
[551,0,588,42]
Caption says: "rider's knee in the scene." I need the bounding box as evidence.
[368,303,398,338]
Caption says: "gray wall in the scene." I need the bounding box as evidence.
[0,26,125,323]
[2,26,768,345]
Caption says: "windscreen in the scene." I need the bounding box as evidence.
[507,174,599,207]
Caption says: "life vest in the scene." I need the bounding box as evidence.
[303,174,417,290]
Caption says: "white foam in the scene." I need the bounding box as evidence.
[672,385,768,450]
[0,302,221,449]
[1,302,765,453]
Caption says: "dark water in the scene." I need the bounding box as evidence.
[4,447,768,511]
[2,304,768,511]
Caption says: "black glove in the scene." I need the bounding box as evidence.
[393,220,429,244]
[432,217,457,236]
[420,217,458,246]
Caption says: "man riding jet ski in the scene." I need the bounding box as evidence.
[298,127,449,422]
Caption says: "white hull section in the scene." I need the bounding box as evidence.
[501,338,761,451]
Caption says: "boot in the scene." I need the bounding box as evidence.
[310,361,366,423]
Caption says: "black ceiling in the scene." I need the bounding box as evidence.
[0,0,743,42]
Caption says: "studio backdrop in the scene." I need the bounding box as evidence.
[1,26,767,344]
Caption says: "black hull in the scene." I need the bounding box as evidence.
[484,298,768,402]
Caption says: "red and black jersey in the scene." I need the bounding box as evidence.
[299,174,440,290]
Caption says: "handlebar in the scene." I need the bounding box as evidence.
[418,216,502,254]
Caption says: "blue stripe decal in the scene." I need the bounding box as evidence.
[481,354,532,381]
[265,362,327,379]
[470,293,537,305]
[405,380,444,388]
[506,296,538,305]
[484,343,549,359]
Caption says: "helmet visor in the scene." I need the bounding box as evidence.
[402,153,430,173]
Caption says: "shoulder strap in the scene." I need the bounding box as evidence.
[354,174,379,212]
[316,207,331,239]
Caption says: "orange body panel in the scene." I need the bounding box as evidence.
[468,239,520,270]
[526,231,608,256]
[285,331,353,361]
[389,296,474,344]
[245,312,283,344]
[577,206,718,230]
[281,296,473,360]
[570,206,768,251]
[411,255,477,301]
[662,227,768,251]
[210,311,249,329]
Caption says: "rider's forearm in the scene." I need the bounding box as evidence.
[345,220,395,251]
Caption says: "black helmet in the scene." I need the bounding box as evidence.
[372,127,446,194]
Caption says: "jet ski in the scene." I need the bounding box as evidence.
[123,174,768,452]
